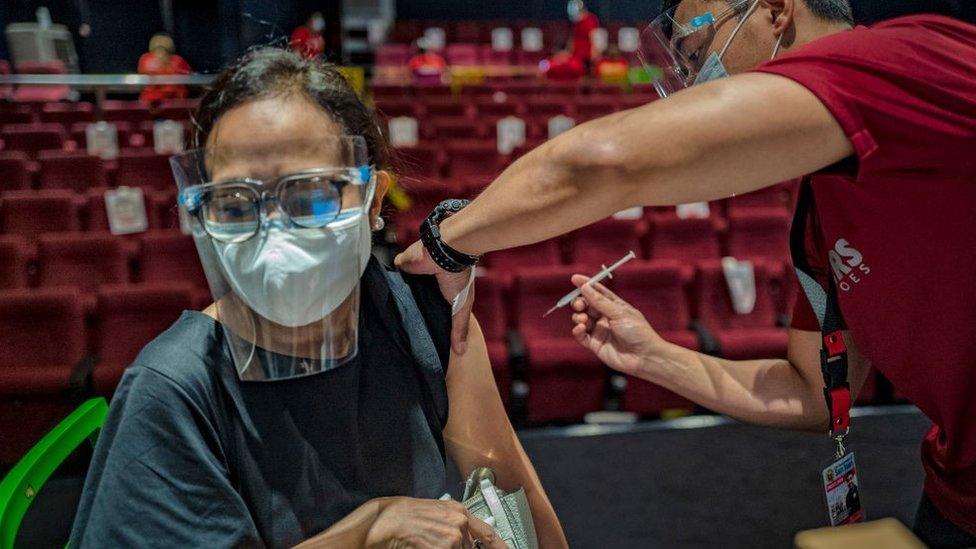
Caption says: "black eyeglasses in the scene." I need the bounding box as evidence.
[180,168,368,243]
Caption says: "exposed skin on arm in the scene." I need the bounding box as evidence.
[651,329,871,431]
[569,279,872,432]
[444,316,568,548]
[434,72,853,257]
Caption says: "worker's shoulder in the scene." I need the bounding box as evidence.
[121,311,229,404]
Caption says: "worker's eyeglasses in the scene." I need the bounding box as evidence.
[639,0,755,96]
[180,168,371,243]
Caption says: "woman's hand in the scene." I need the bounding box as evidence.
[569,275,667,377]
[365,497,506,549]
[395,241,475,355]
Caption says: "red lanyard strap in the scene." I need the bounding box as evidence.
[790,181,851,438]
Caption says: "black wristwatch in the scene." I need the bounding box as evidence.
[420,199,480,273]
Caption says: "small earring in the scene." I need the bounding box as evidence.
[372,216,385,231]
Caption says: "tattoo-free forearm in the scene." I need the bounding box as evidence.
[645,342,830,431]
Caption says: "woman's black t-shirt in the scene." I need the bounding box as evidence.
[69,258,453,548]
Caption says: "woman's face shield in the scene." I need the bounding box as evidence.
[170,136,376,381]
[638,0,754,98]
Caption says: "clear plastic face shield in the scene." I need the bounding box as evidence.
[638,0,761,98]
[170,136,375,381]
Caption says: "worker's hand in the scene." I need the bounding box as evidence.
[569,274,666,377]
[365,497,505,549]
[395,240,475,355]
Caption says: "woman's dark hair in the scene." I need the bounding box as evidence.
[193,47,389,169]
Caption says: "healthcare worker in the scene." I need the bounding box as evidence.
[70,47,566,549]
[396,1,976,545]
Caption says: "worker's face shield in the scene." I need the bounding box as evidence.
[170,136,376,381]
[639,0,756,98]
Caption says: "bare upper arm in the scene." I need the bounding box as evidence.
[570,72,855,207]
[788,328,872,426]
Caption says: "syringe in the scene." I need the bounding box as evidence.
[543,251,637,318]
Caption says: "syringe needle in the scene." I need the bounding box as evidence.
[541,250,636,318]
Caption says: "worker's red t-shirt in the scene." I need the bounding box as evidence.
[137,53,191,103]
[290,25,325,59]
[572,12,599,61]
[754,14,976,534]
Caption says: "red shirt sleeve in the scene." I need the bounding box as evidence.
[170,55,191,75]
[753,15,976,177]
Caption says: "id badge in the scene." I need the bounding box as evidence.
[821,452,865,526]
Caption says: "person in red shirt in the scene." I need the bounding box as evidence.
[407,46,448,85]
[542,42,586,81]
[568,0,600,68]
[395,1,976,546]
[290,12,326,60]
[137,33,191,104]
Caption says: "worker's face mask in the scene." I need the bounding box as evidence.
[568,0,584,22]
[639,0,784,97]
[171,136,376,381]
[311,16,325,33]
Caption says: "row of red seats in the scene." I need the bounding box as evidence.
[386,19,643,46]
[0,99,197,126]
[0,189,182,240]
[0,283,198,464]
[0,120,193,152]
[475,259,878,424]
[375,95,648,125]
[0,229,207,301]
[394,211,794,276]
[371,81,657,101]
[0,149,175,192]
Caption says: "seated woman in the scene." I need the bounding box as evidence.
[70,47,567,549]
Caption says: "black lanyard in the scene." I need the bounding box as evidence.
[790,180,852,447]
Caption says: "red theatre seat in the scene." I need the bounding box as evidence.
[514,266,607,423]
[137,231,208,290]
[371,83,412,100]
[394,144,444,179]
[0,189,81,242]
[0,235,31,289]
[12,61,71,102]
[612,260,698,414]
[0,287,86,465]
[487,239,563,277]
[0,107,35,125]
[446,44,481,66]
[430,117,483,141]
[646,213,721,262]
[37,232,130,294]
[445,140,507,181]
[424,99,469,118]
[694,260,788,360]
[101,101,154,125]
[376,98,418,119]
[400,178,461,215]
[0,151,33,192]
[524,97,570,118]
[39,102,96,125]
[116,148,175,190]
[37,150,108,191]
[0,123,66,156]
[726,208,791,261]
[92,283,194,394]
[570,218,645,269]
[726,183,793,212]
[375,45,411,68]
[474,98,521,119]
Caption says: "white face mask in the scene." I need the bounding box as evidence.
[311,17,325,32]
[214,209,371,328]
[568,1,583,22]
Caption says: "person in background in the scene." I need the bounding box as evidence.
[595,44,630,85]
[137,33,191,104]
[291,12,326,60]
[408,44,448,85]
[542,42,586,81]
[568,0,600,70]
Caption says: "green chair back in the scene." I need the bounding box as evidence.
[0,398,108,549]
